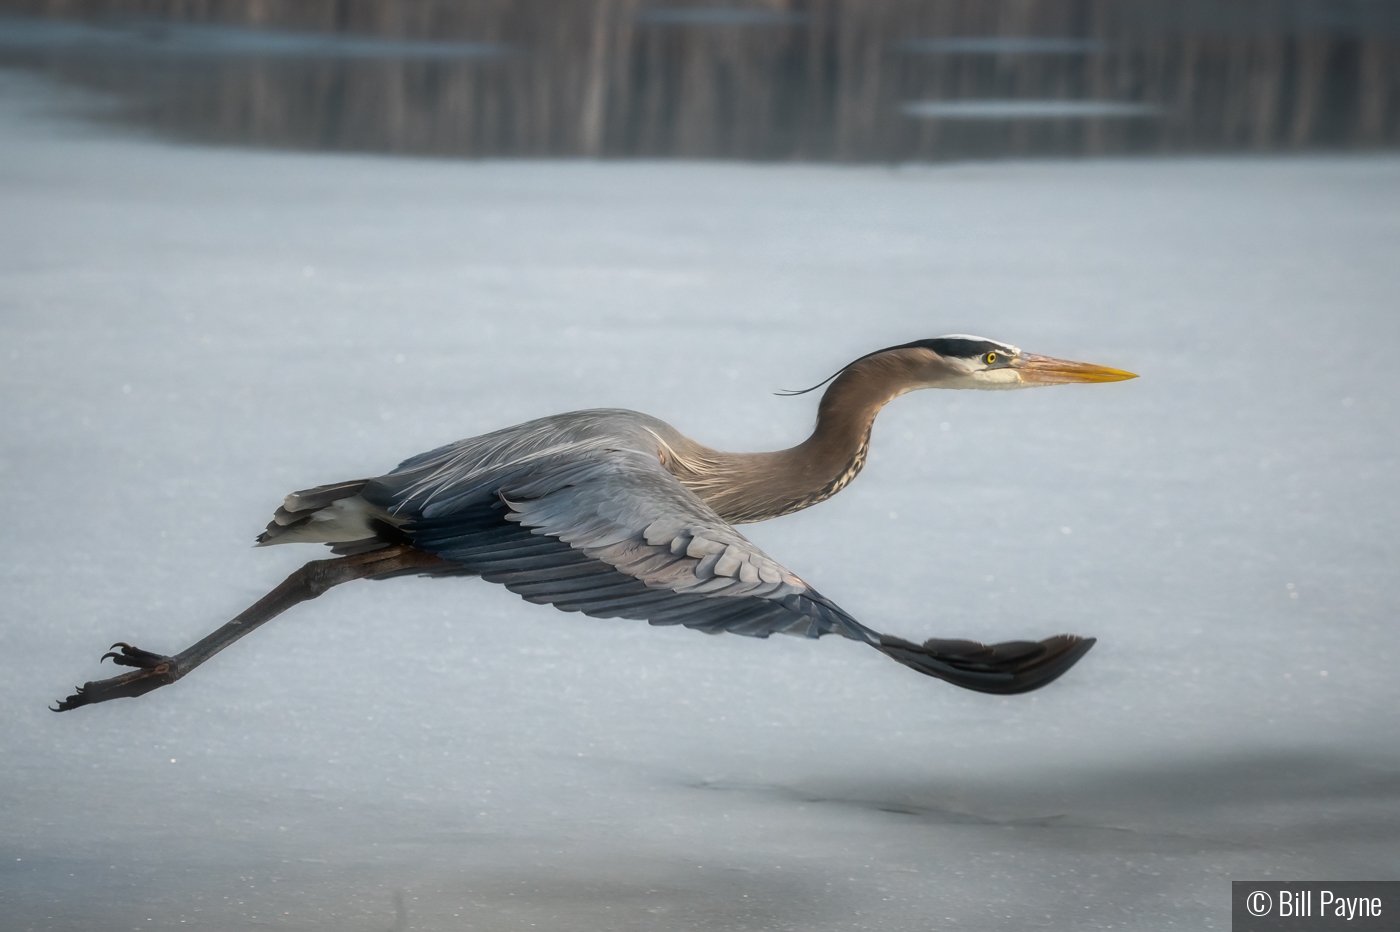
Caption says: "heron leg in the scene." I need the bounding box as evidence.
[52,545,447,712]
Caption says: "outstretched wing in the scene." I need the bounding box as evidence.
[368,447,1094,695]
[384,448,877,642]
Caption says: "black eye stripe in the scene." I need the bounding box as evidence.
[911,338,1008,359]
[777,336,1015,396]
[844,337,1011,362]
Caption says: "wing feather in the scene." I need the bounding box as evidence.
[365,448,876,643]
[358,430,1095,693]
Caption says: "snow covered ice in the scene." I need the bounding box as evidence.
[1,68,1398,930]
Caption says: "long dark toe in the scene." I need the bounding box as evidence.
[52,649,180,712]
[100,643,170,669]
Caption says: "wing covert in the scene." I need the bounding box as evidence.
[383,448,878,643]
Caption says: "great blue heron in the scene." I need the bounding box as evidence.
[54,336,1135,712]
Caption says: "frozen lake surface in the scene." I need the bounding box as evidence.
[1,69,1397,931]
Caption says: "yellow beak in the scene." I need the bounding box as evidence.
[1015,354,1138,384]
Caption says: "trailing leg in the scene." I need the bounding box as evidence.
[52,545,447,711]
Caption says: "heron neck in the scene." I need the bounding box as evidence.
[676,354,916,524]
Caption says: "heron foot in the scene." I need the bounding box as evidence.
[51,642,181,712]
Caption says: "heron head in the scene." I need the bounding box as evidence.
[885,335,1137,391]
[779,335,1137,397]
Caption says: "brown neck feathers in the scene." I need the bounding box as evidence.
[667,350,926,524]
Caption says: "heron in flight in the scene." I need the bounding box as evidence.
[54,336,1135,712]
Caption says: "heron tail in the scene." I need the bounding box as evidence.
[875,633,1095,695]
[254,479,374,546]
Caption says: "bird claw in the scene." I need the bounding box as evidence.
[51,643,180,712]
[101,642,170,669]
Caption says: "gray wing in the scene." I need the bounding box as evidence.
[365,444,1096,694]
[380,447,879,642]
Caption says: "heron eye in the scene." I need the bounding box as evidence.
[984,352,998,365]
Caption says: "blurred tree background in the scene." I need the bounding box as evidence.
[1,0,1397,160]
